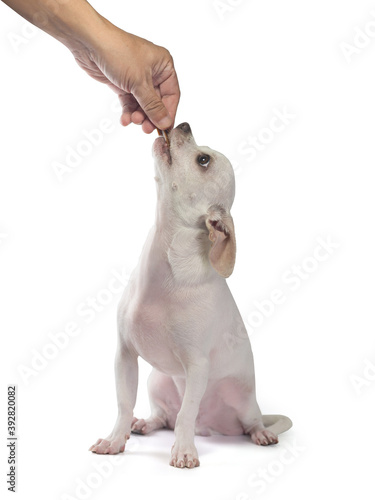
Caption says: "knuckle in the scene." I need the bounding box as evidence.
[142,98,164,114]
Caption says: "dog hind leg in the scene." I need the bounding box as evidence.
[132,368,181,435]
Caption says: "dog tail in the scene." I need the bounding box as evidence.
[262,414,293,435]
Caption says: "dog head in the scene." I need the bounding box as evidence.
[152,123,236,278]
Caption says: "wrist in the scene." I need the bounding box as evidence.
[44,1,110,52]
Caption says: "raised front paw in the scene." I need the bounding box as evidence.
[170,441,200,468]
[89,434,129,455]
[251,429,278,446]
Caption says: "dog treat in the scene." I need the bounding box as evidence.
[157,128,170,147]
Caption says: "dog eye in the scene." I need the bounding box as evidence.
[197,154,211,168]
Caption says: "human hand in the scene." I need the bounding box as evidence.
[72,26,180,134]
[2,0,180,133]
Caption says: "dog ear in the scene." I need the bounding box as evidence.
[205,208,236,278]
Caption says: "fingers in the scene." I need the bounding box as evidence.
[118,93,138,127]
[118,96,156,133]
[141,119,156,134]
[118,87,179,134]
[131,112,155,134]
[118,91,169,134]
[115,45,180,133]
[130,110,145,125]
[74,25,180,135]
[132,82,173,131]
[118,92,154,131]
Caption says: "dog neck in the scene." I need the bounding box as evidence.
[143,200,214,289]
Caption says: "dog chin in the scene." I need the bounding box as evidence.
[153,137,172,165]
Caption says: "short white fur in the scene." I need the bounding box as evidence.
[89,123,292,468]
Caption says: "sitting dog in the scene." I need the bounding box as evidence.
[89,122,292,468]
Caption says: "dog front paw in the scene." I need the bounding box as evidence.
[170,441,200,468]
[89,434,129,455]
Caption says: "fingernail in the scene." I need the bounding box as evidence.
[158,115,172,129]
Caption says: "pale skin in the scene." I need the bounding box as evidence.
[2,0,180,132]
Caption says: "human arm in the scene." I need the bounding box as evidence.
[2,0,180,132]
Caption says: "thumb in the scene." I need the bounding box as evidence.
[133,83,172,130]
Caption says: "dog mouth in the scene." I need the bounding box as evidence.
[157,128,170,147]
[153,135,172,165]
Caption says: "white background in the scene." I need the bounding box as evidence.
[1,0,374,498]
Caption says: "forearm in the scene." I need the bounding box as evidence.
[2,0,180,131]
[1,0,109,51]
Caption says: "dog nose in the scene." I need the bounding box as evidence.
[176,122,192,134]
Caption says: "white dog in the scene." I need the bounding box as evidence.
[89,122,292,468]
